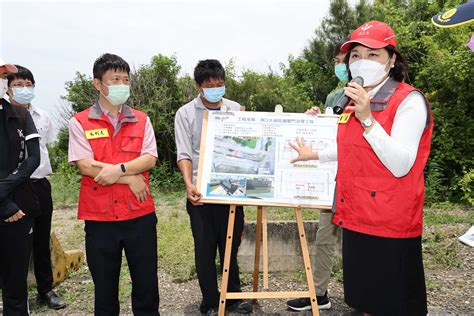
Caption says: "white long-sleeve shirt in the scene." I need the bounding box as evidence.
[319,80,428,178]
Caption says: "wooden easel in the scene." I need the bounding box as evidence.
[218,205,319,316]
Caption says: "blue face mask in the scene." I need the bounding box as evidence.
[334,63,349,82]
[202,86,225,103]
[12,87,35,105]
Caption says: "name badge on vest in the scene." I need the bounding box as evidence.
[337,112,351,124]
[85,128,109,139]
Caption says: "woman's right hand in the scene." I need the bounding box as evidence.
[305,106,321,116]
[289,137,319,163]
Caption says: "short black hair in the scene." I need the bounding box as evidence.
[344,44,408,82]
[193,59,225,85]
[7,65,35,86]
[93,53,130,80]
[333,37,350,57]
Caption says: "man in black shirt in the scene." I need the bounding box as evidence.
[0,58,41,315]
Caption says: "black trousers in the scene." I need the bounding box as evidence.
[0,218,34,316]
[186,201,244,313]
[31,178,54,296]
[85,212,159,316]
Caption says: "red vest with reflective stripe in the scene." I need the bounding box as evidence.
[333,82,433,238]
[74,105,155,221]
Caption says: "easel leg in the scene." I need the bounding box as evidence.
[295,207,319,316]
[262,207,269,289]
[252,206,263,293]
[218,205,237,316]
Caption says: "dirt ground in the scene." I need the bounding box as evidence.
[1,206,472,315]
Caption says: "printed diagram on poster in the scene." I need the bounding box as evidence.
[197,111,339,209]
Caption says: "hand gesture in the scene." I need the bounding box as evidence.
[289,137,318,163]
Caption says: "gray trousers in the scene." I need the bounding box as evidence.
[313,210,341,295]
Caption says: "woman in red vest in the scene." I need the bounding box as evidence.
[291,21,433,315]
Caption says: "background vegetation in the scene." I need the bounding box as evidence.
[51,0,473,206]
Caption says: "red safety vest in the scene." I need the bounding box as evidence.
[74,104,155,221]
[333,81,433,238]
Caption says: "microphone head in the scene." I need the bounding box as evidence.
[352,76,364,87]
[332,76,365,114]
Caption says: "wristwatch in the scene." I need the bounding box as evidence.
[120,163,126,173]
[361,116,374,128]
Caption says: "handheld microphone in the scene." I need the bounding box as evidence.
[332,76,364,114]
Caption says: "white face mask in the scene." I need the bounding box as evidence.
[349,59,390,87]
[0,79,8,98]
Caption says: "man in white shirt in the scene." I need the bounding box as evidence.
[7,65,66,310]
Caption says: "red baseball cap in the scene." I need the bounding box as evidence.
[340,21,397,53]
[0,58,18,73]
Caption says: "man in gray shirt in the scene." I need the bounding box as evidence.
[174,59,252,316]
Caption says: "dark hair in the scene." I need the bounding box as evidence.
[193,59,225,85]
[333,37,350,57]
[344,44,408,82]
[7,65,35,86]
[93,53,130,80]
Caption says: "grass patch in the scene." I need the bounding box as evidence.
[158,217,195,282]
[424,202,473,225]
[422,226,460,269]
[49,160,82,207]
[425,276,441,291]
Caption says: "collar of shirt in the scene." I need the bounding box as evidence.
[28,103,41,116]
[368,77,391,98]
[98,101,122,125]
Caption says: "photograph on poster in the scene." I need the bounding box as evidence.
[211,136,276,175]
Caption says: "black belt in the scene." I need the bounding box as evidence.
[31,178,45,183]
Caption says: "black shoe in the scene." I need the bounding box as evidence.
[287,291,331,311]
[37,291,66,310]
[227,300,253,314]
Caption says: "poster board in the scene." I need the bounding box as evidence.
[196,110,338,209]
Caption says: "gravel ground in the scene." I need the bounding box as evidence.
[1,206,471,315]
[158,269,473,316]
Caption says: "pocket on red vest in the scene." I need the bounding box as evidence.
[121,132,143,153]
[79,179,111,213]
[352,176,412,227]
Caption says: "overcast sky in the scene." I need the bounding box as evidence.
[1,0,340,131]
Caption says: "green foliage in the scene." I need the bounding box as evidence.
[49,154,81,206]
[62,72,97,113]
[225,68,313,113]
[458,169,474,205]
[149,163,184,194]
